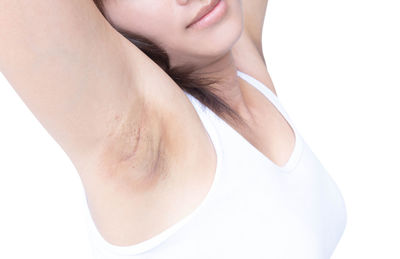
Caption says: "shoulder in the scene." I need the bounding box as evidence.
[232,29,278,97]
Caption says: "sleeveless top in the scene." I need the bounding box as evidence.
[84,70,347,259]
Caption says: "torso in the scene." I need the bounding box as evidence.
[82,31,296,246]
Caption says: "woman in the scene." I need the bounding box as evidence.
[0,0,347,258]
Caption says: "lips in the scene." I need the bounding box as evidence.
[186,0,221,28]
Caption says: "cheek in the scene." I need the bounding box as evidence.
[113,2,178,36]
[137,21,183,51]
[127,10,180,42]
[133,19,183,50]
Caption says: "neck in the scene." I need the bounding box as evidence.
[189,51,253,122]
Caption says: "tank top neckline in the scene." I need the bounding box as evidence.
[85,69,304,256]
[229,70,304,173]
[187,69,304,173]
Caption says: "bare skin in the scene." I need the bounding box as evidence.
[82,0,296,246]
[0,0,295,246]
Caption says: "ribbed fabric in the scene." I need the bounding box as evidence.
[84,70,347,259]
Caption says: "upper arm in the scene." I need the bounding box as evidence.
[241,0,269,57]
[0,0,160,174]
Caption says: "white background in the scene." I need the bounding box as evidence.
[1,0,399,258]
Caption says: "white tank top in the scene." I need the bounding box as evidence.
[84,70,347,259]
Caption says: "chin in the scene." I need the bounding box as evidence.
[204,18,243,57]
[195,18,242,55]
[169,1,243,66]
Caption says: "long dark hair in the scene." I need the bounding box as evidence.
[92,0,244,126]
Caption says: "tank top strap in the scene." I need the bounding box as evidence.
[83,93,225,257]
[236,70,296,129]
[184,72,304,173]
[184,93,223,151]
[235,70,304,172]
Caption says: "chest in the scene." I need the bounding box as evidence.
[128,131,348,259]
[216,127,347,257]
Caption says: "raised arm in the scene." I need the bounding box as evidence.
[241,0,269,59]
[0,0,160,174]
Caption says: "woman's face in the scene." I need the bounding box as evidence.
[103,0,243,68]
